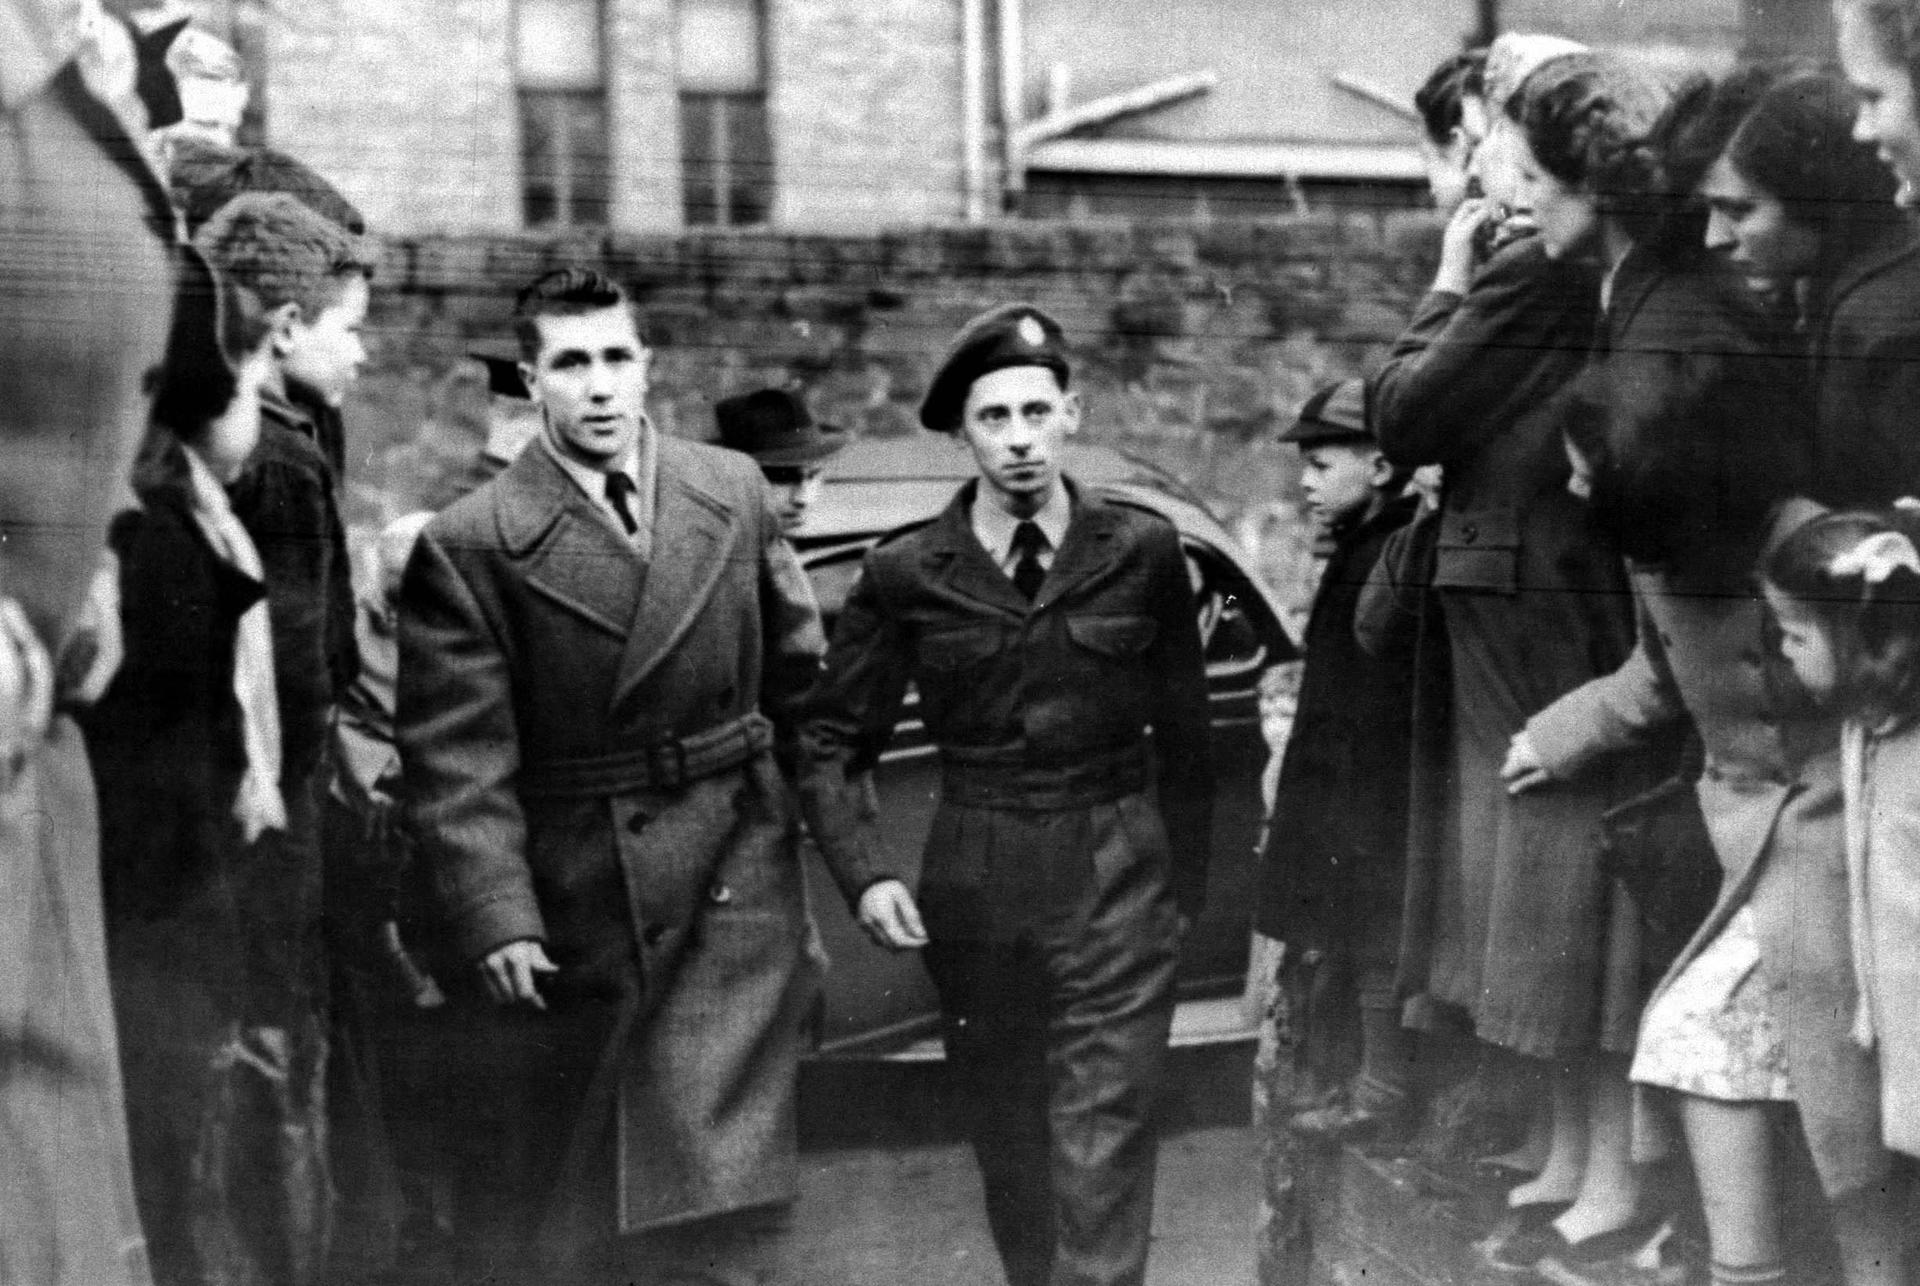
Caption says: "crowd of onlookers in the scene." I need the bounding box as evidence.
[18,2,1920,1285]
[1254,9,1920,1285]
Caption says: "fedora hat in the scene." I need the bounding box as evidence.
[714,389,848,467]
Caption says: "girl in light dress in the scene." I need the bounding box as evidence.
[1762,508,1920,1165]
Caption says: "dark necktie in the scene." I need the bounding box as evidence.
[603,470,639,536]
[1010,520,1047,600]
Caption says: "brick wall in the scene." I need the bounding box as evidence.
[343,212,1442,610]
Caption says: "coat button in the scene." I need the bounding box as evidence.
[709,883,733,905]
[1460,523,1479,543]
[642,923,667,947]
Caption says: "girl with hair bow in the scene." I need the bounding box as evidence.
[1764,509,1920,1170]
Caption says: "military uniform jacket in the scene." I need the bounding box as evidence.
[396,432,825,1232]
[799,478,1214,918]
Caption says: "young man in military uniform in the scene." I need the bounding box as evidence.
[798,304,1214,1286]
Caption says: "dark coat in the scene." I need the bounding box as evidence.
[82,436,343,1285]
[1370,235,1643,1058]
[1583,251,1812,564]
[86,437,259,931]
[227,388,357,783]
[1808,220,1920,506]
[0,56,178,1286]
[1256,495,1417,950]
[396,433,825,1238]
[796,479,1214,919]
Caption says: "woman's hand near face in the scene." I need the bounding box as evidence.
[1436,197,1498,296]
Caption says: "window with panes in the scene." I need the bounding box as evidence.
[677,0,772,226]
[517,0,611,226]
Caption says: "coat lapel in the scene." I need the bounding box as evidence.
[499,444,642,640]
[923,483,1030,618]
[611,438,742,707]
[1034,481,1124,611]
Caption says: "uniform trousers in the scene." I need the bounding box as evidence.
[920,790,1181,1286]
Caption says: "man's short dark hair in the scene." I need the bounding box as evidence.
[1414,49,1488,146]
[512,268,640,362]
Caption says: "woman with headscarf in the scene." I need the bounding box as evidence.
[1369,48,1681,1273]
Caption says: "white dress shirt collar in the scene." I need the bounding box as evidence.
[540,421,656,554]
[971,480,1072,572]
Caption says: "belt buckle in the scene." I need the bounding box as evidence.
[649,737,689,790]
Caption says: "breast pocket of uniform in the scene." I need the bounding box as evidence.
[1066,614,1159,665]
[918,624,1007,679]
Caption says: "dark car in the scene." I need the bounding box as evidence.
[792,435,1298,1059]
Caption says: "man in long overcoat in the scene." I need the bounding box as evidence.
[798,304,1214,1286]
[396,268,825,1284]
[2,5,178,1283]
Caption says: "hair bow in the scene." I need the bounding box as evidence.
[1829,531,1920,586]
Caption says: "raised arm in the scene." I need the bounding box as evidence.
[1371,236,1593,470]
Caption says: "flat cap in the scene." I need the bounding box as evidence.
[919,303,1070,433]
[1278,379,1372,446]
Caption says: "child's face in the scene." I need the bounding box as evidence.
[1765,585,1839,699]
[281,274,370,408]
[1299,443,1381,529]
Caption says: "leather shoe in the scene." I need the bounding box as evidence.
[1486,1213,1667,1274]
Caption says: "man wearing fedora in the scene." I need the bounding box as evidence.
[715,387,848,536]
[797,304,1214,1286]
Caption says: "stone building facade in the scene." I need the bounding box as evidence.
[182,0,1826,237]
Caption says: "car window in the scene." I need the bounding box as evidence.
[1182,537,1281,674]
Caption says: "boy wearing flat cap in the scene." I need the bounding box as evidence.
[715,387,848,535]
[1256,379,1421,1145]
[798,304,1214,1286]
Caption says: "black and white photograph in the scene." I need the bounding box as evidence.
[6,1,1920,1283]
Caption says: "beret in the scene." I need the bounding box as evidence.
[919,303,1070,432]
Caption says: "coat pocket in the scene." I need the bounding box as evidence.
[1432,504,1520,594]
[1065,613,1159,658]
[918,625,1006,672]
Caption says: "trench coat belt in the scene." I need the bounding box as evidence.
[938,743,1149,811]
[517,712,775,800]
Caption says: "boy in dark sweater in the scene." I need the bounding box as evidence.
[1256,378,1421,1146]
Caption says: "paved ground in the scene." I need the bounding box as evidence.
[791,1043,1261,1286]
[791,1126,1261,1286]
